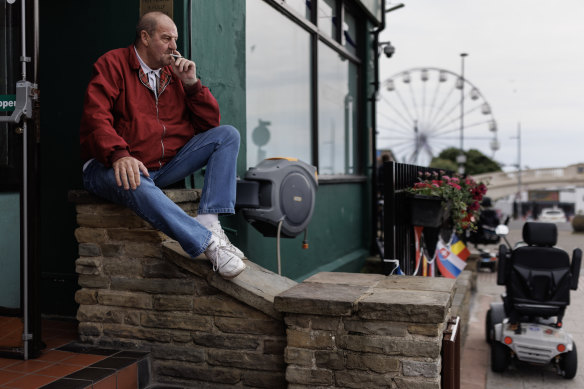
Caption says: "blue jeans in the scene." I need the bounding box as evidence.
[83,125,240,258]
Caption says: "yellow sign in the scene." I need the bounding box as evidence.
[140,0,173,18]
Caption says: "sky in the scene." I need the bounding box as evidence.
[378,0,584,171]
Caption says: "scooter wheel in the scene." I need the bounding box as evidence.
[491,341,510,373]
[560,343,577,379]
[485,309,493,343]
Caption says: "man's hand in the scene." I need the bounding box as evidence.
[171,51,198,86]
[113,156,150,190]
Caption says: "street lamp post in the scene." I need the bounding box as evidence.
[457,53,468,174]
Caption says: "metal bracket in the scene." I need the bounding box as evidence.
[0,80,38,124]
[22,332,33,341]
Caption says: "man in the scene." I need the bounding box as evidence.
[80,11,245,279]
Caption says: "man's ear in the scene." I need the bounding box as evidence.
[141,30,149,47]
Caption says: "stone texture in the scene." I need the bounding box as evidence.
[191,332,261,350]
[78,275,110,288]
[151,344,205,363]
[287,329,335,350]
[97,290,152,309]
[334,370,396,388]
[207,349,284,371]
[78,243,102,257]
[141,312,212,332]
[275,282,368,316]
[110,277,194,295]
[357,289,452,323]
[285,347,314,366]
[343,318,408,337]
[286,366,333,386]
[214,316,284,336]
[393,376,441,389]
[315,350,345,370]
[339,334,441,358]
[192,294,268,319]
[74,289,98,305]
[345,352,400,373]
[152,295,193,311]
[241,370,286,389]
[402,359,441,378]
[155,360,241,385]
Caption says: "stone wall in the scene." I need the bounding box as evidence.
[274,273,455,389]
[70,189,296,388]
[70,189,460,388]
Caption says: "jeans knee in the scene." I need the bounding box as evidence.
[217,124,240,144]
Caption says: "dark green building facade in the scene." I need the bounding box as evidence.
[0,0,385,356]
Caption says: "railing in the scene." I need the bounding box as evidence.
[379,161,452,275]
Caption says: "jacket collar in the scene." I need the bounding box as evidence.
[128,45,174,95]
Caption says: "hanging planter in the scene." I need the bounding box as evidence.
[406,194,449,228]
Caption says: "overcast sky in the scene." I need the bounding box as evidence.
[378,0,584,171]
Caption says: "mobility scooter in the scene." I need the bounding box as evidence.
[486,222,582,378]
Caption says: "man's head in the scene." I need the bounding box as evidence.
[135,11,178,69]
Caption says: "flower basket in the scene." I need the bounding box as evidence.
[407,194,448,228]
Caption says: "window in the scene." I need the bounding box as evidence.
[246,1,312,168]
[318,41,358,174]
[246,0,363,176]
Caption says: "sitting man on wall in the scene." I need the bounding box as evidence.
[79,11,245,279]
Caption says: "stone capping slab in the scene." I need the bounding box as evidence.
[162,241,297,320]
[275,272,456,324]
[68,189,202,204]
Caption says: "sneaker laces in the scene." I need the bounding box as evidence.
[209,225,243,257]
[206,239,233,272]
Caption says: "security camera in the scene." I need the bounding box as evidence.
[383,43,395,58]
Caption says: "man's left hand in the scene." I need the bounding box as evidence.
[171,51,198,86]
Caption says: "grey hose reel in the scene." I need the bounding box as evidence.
[236,158,318,238]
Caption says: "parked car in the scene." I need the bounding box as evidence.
[538,208,566,223]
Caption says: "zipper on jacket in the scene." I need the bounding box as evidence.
[138,72,167,168]
[157,100,166,169]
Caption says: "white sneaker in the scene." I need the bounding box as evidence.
[208,224,245,259]
[204,235,246,279]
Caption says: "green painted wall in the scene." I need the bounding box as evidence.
[0,193,20,309]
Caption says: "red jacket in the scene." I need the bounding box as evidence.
[80,45,220,169]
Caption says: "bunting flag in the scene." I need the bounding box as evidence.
[450,234,470,261]
[436,239,467,278]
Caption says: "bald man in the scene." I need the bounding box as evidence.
[80,12,246,279]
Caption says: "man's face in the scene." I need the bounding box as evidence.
[143,16,178,69]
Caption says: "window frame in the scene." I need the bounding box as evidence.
[259,0,366,181]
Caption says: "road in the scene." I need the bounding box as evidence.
[462,221,584,388]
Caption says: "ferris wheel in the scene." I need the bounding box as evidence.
[376,67,499,166]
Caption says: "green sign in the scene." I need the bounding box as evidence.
[0,95,16,112]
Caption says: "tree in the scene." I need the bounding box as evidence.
[430,147,502,175]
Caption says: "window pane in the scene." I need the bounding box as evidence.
[317,0,337,40]
[246,0,312,168]
[318,41,358,175]
[342,8,357,56]
[283,0,311,20]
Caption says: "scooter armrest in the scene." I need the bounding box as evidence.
[571,248,582,290]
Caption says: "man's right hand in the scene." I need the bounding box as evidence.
[112,156,150,190]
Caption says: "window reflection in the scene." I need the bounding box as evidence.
[246,0,312,168]
[283,0,312,20]
[318,41,358,175]
[342,9,357,56]
[317,0,337,40]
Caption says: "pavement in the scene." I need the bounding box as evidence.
[461,221,584,388]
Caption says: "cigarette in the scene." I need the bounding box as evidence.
[170,54,182,59]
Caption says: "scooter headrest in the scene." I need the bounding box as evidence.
[522,222,557,247]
